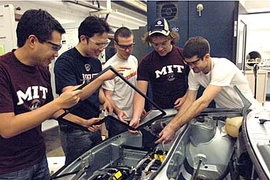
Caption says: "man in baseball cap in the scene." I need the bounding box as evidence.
[129,17,189,149]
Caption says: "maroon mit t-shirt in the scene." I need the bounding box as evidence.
[0,52,53,174]
[138,46,189,108]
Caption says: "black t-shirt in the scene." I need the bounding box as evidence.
[54,47,102,119]
[0,51,53,174]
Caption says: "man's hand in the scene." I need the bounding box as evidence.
[174,96,186,110]
[56,90,82,109]
[87,124,102,132]
[84,117,103,132]
[155,125,176,144]
[128,118,140,134]
[102,100,113,115]
[100,67,131,81]
[116,110,129,123]
[140,109,147,119]
[128,110,148,134]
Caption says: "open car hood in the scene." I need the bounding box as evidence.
[51,67,270,180]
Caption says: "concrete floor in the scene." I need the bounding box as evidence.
[43,120,108,175]
[43,123,64,175]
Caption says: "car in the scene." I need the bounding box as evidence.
[50,67,270,180]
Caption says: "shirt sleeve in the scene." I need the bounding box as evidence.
[102,78,115,92]
[54,55,77,94]
[188,71,200,91]
[137,56,150,81]
[0,66,14,113]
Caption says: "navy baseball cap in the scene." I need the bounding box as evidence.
[149,18,170,36]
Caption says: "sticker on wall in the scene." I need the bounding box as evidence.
[0,45,5,56]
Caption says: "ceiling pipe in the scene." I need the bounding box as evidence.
[104,0,111,21]
[112,0,146,16]
[62,0,146,17]
[106,0,111,10]
[62,0,102,11]
[62,0,114,21]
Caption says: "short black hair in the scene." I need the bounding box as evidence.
[114,27,133,43]
[247,51,261,60]
[16,9,65,47]
[78,16,110,41]
[183,36,210,59]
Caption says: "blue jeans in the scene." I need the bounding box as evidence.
[60,128,102,165]
[0,155,50,180]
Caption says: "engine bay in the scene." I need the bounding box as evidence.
[51,109,244,180]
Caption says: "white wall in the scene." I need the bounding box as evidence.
[0,4,17,54]
[246,29,270,60]
[0,1,147,30]
[239,12,270,95]
[240,13,270,61]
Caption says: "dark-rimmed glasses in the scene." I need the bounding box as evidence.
[116,42,135,50]
[86,36,111,48]
[36,36,62,51]
[183,58,201,66]
[45,41,62,51]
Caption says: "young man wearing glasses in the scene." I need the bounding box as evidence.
[129,18,189,132]
[102,27,138,137]
[156,36,261,144]
[0,9,85,179]
[54,16,113,165]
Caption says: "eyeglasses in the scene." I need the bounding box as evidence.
[45,41,62,51]
[150,40,169,49]
[183,58,201,66]
[87,36,111,48]
[36,36,62,51]
[116,42,135,50]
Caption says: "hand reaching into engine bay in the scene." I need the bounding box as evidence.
[128,117,140,134]
[155,124,176,144]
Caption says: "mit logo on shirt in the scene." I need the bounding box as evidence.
[16,86,48,105]
[155,65,184,78]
